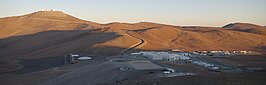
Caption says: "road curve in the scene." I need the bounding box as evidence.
[120,31,145,55]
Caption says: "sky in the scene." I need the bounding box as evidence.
[0,0,265,26]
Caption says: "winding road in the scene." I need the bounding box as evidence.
[120,30,145,55]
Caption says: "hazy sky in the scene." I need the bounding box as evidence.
[0,0,265,26]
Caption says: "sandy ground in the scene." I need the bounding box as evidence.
[0,54,266,85]
[119,55,266,85]
[130,60,163,70]
[0,55,108,85]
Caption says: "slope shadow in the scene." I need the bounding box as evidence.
[0,28,118,59]
[0,29,123,74]
[130,27,160,32]
[15,56,64,74]
[255,46,266,55]
[13,45,144,74]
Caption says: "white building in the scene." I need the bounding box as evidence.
[71,54,79,57]
[40,9,56,11]
[139,51,190,61]
[176,53,191,57]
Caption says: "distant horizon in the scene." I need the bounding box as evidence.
[1,10,264,27]
[1,0,266,27]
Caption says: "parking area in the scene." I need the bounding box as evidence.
[129,60,163,70]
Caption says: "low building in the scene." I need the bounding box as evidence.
[71,54,79,57]
[138,51,190,61]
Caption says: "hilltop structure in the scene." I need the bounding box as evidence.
[40,9,56,11]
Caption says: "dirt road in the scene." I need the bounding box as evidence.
[120,31,145,55]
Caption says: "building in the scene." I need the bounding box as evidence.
[71,54,79,57]
[176,53,191,57]
[40,9,56,11]
[138,51,190,61]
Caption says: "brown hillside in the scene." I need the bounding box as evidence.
[223,22,266,35]
[0,11,266,58]
[127,26,266,51]
[0,11,101,39]
[0,28,120,59]
[25,11,82,21]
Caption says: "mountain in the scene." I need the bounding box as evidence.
[0,11,101,38]
[25,11,83,21]
[0,11,266,60]
[223,22,266,35]
[126,26,266,51]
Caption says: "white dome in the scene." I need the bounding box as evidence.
[78,57,92,60]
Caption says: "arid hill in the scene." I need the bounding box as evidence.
[0,11,266,59]
[223,22,266,35]
[0,11,101,39]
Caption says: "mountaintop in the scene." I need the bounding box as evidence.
[223,22,266,35]
[25,11,83,21]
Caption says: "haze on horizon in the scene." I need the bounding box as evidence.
[0,0,265,26]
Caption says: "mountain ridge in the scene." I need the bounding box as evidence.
[0,11,266,58]
[223,22,266,35]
